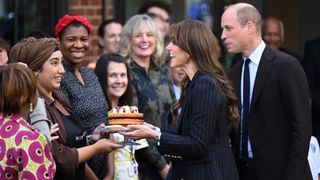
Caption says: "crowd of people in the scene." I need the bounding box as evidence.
[0,1,319,180]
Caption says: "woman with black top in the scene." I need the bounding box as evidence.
[122,20,239,180]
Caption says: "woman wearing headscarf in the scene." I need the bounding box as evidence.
[10,37,122,179]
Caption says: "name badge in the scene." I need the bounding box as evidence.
[127,162,138,177]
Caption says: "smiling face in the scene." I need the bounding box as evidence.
[58,26,89,65]
[107,61,128,103]
[130,23,157,60]
[166,41,189,69]
[262,18,283,49]
[37,51,65,93]
[101,22,122,53]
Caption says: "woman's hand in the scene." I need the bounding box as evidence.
[93,139,123,154]
[159,163,171,180]
[50,123,59,141]
[143,122,157,129]
[120,124,158,140]
[90,124,109,143]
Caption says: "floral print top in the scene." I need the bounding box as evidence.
[129,60,176,179]
[0,113,55,179]
[129,60,176,128]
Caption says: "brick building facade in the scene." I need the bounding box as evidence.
[69,0,115,61]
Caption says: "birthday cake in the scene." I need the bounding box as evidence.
[108,105,144,125]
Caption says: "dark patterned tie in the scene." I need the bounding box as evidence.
[242,58,250,160]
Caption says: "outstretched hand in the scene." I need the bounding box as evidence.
[94,138,124,153]
[90,124,110,143]
[120,124,158,140]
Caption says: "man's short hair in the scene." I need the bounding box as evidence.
[138,0,172,16]
[98,19,122,38]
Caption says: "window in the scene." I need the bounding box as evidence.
[0,0,68,45]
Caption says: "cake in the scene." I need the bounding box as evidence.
[108,105,144,125]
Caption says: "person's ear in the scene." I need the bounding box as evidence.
[186,53,190,59]
[246,20,255,34]
[34,71,39,76]
[98,37,104,48]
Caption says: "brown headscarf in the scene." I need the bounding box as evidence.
[10,37,59,72]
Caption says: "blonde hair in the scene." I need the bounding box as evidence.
[120,14,163,65]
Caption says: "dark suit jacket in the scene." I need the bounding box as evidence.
[159,72,238,180]
[303,37,320,141]
[279,47,301,61]
[229,46,312,180]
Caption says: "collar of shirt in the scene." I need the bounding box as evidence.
[239,41,266,159]
[244,41,266,66]
[38,89,55,106]
[240,41,266,108]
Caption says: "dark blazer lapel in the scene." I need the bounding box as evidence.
[176,108,184,133]
[250,46,276,110]
[175,75,196,133]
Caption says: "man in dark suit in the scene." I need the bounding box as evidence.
[303,36,320,142]
[221,3,312,180]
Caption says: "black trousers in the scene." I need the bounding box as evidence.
[239,159,259,180]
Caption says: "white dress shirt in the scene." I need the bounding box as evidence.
[240,41,266,158]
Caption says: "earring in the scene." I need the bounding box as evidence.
[30,102,33,113]
[34,71,39,77]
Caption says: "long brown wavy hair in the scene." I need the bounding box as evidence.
[170,20,239,127]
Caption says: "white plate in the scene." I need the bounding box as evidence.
[104,125,131,133]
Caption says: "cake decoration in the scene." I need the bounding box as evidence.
[108,106,144,125]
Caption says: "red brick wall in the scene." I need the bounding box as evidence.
[69,0,115,61]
